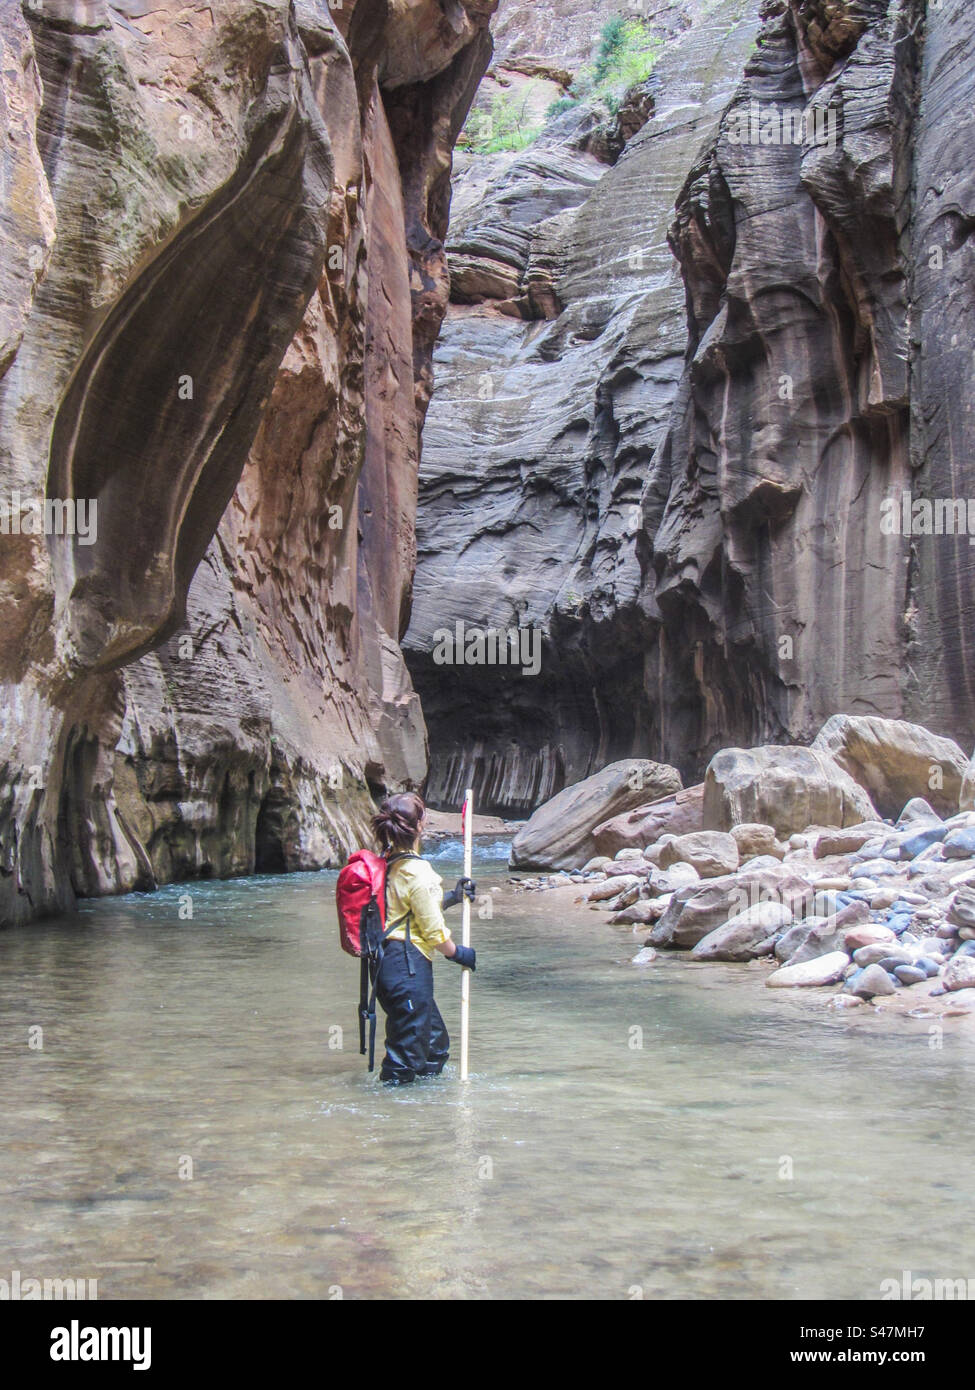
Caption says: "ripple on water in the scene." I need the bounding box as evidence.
[0,856,974,1297]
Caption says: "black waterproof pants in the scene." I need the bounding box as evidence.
[373,939,449,1084]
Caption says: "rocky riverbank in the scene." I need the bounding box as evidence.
[506,715,975,1030]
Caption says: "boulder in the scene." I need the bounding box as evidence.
[784,901,871,966]
[899,825,948,858]
[943,952,975,992]
[650,870,813,949]
[948,886,975,929]
[611,900,666,926]
[848,963,898,998]
[766,952,850,989]
[691,901,795,962]
[592,784,704,857]
[587,873,642,902]
[812,714,968,819]
[510,759,682,871]
[582,856,613,874]
[960,753,975,814]
[943,827,975,860]
[647,863,700,895]
[657,831,739,879]
[703,745,877,838]
[896,798,943,828]
[730,823,786,861]
[844,924,897,951]
[813,823,889,858]
[853,943,910,967]
[775,917,827,962]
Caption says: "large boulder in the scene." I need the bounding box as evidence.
[961,756,975,814]
[510,760,682,871]
[657,831,739,878]
[703,745,878,838]
[781,901,871,966]
[812,715,968,819]
[650,869,813,950]
[592,785,704,857]
[691,900,795,962]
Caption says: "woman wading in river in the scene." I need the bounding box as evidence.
[372,792,476,1086]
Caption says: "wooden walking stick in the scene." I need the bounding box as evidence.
[460,787,473,1081]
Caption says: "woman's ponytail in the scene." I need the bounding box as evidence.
[372,792,426,854]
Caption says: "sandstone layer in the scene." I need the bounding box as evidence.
[0,0,495,925]
[406,0,975,815]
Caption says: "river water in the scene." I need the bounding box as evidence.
[1,841,973,1301]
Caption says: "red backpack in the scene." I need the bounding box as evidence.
[336,850,387,957]
[335,850,416,1070]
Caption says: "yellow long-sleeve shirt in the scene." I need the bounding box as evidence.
[384,854,452,961]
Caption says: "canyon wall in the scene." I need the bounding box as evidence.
[405,0,975,814]
[0,0,495,925]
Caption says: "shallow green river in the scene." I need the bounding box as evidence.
[1,842,973,1300]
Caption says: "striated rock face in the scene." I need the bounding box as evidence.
[0,0,495,925]
[407,0,975,815]
[405,0,764,812]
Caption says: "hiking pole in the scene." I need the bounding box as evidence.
[460,787,473,1081]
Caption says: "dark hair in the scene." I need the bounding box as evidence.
[372,792,426,854]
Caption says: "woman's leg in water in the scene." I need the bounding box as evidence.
[375,943,439,1084]
[420,999,450,1076]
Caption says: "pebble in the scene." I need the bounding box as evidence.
[853,943,909,967]
[856,859,900,877]
[845,924,896,951]
[849,963,898,998]
[886,913,913,936]
[869,887,900,909]
[916,957,942,977]
[893,965,928,986]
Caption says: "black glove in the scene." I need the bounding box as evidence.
[450,943,476,971]
[442,877,477,910]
